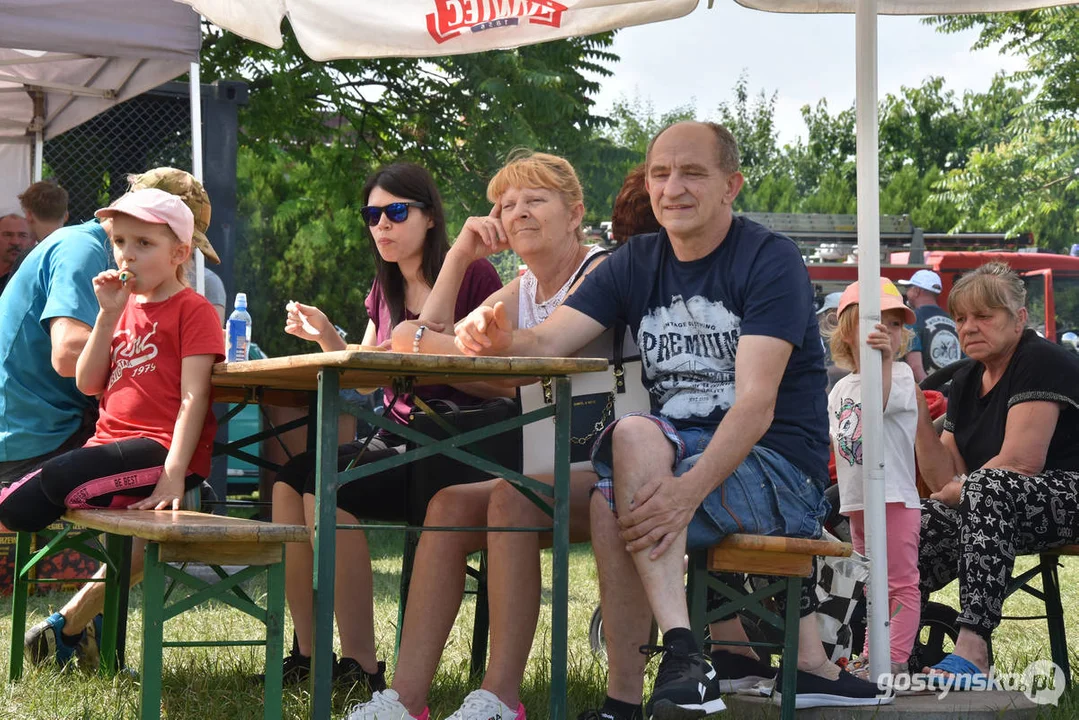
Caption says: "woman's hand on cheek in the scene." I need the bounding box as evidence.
[453,204,510,261]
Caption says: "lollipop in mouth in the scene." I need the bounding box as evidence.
[119,269,134,286]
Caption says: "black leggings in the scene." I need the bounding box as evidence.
[0,438,203,533]
[919,467,1079,639]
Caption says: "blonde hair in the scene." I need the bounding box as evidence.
[948,261,1025,320]
[486,150,585,241]
[824,303,913,371]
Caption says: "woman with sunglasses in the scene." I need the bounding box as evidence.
[347,151,611,720]
[272,162,503,689]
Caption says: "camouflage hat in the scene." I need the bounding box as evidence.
[126,167,219,264]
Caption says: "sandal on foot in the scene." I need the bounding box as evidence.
[926,654,995,691]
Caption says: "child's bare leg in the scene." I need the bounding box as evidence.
[59,538,146,635]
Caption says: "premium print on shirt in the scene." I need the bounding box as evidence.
[638,294,740,420]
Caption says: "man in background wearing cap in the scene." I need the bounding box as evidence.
[897,269,961,383]
[0,167,219,669]
[817,291,849,390]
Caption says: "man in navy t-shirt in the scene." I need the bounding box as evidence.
[454,122,888,718]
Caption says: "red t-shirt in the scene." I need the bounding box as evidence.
[85,288,225,477]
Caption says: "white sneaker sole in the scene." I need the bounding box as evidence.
[772,691,895,709]
[649,697,727,719]
[718,675,772,694]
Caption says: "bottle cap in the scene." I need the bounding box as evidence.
[235,292,248,309]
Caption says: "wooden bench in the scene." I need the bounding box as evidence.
[7,509,308,720]
[686,533,853,720]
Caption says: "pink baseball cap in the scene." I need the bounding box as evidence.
[837,278,916,324]
[95,188,194,246]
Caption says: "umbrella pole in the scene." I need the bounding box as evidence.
[190,60,206,296]
[33,130,43,182]
[855,0,891,685]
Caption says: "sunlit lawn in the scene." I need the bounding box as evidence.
[2,527,1078,719]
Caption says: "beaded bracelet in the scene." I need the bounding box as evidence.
[412,324,428,354]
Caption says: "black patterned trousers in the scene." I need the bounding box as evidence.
[918,468,1079,639]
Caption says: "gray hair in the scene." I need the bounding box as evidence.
[948,262,1026,319]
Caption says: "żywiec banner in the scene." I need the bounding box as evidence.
[182,0,699,60]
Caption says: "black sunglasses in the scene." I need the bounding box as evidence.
[360,201,428,227]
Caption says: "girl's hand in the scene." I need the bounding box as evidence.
[92,270,133,314]
[451,205,510,262]
[866,323,895,361]
[128,469,185,511]
[285,301,332,342]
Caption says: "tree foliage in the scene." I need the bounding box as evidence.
[198,24,625,356]
[928,8,1079,251]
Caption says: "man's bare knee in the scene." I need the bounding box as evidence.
[610,416,666,458]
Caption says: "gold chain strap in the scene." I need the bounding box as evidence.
[570,392,615,446]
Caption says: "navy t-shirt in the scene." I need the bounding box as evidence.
[908,304,962,373]
[564,217,829,481]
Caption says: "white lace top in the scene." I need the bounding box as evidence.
[517,245,606,330]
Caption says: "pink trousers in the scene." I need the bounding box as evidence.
[848,503,922,664]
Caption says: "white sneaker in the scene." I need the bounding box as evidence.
[345,689,425,720]
[445,689,525,720]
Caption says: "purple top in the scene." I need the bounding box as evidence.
[365,258,503,425]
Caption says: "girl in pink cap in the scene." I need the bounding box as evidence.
[825,279,922,678]
[0,188,224,532]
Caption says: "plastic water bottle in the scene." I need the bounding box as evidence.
[226,292,252,362]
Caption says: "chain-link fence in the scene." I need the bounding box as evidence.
[43,88,191,222]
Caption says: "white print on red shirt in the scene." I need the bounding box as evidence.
[109,322,160,390]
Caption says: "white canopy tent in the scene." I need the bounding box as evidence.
[0,0,201,212]
[185,0,1077,690]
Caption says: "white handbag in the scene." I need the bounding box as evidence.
[521,323,651,475]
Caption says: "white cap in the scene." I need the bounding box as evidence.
[235,292,247,309]
[816,292,843,315]
[897,269,943,294]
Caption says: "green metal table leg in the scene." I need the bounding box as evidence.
[310,369,341,720]
[140,542,166,720]
[1040,554,1071,686]
[100,533,132,676]
[264,550,286,720]
[8,530,32,681]
[549,376,571,720]
[779,578,802,720]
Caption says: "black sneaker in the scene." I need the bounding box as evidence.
[772,666,893,709]
[710,650,776,693]
[280,647,312,685]
[334,657,387,692]
[642,645,726,720]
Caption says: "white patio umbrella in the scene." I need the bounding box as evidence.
[184,0,1077,685]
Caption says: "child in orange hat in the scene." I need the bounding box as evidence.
[825,278,921,678]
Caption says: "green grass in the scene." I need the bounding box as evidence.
[2,531,1078,719]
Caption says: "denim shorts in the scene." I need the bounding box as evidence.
[591,413,829,550]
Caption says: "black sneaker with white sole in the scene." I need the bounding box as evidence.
[710,650,776,693]
[772,666,893,709]
[642,645,726,720]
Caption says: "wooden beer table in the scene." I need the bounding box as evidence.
[212,349,607,720]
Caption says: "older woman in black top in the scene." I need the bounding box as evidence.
[915,262,1079,681]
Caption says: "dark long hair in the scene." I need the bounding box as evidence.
[361,163,449,325]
